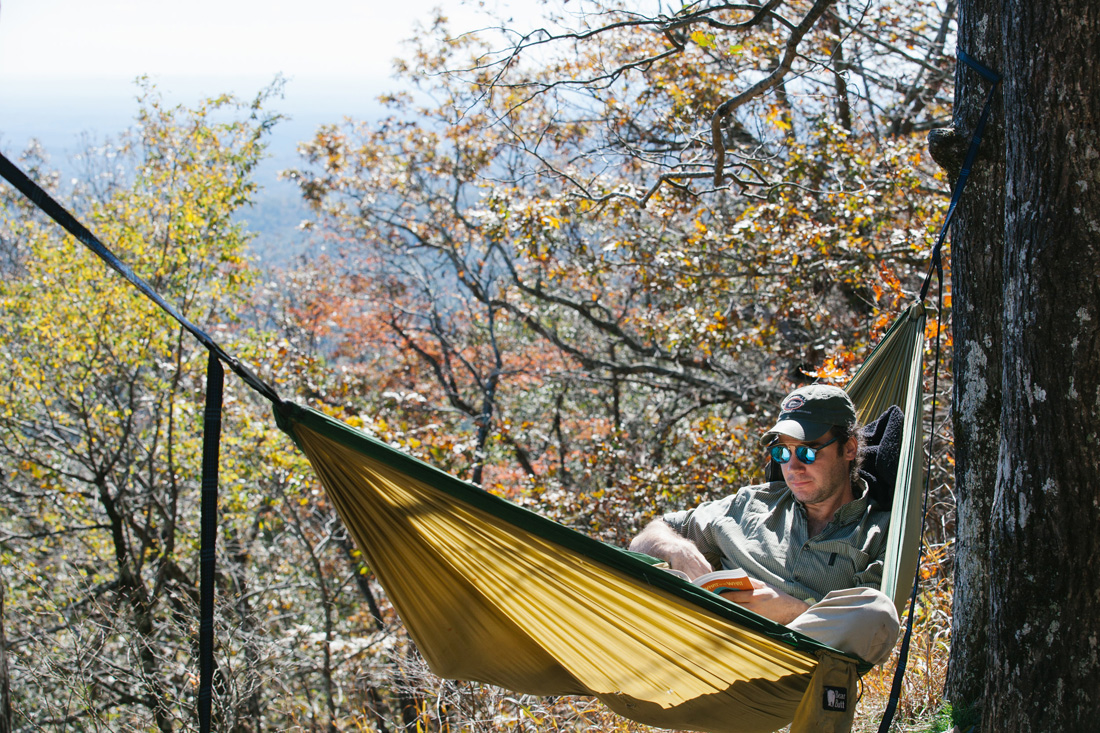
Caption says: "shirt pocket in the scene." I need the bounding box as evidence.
[809,540,871,585]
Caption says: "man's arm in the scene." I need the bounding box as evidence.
[629,519,713,579]
[631,521,810,623]
[719,581,811,625]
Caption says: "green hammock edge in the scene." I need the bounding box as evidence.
[844,302,928,613]
[272,399,869,671]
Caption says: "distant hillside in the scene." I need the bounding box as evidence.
[2,75,389,266]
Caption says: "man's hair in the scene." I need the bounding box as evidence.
[832,420,865,486]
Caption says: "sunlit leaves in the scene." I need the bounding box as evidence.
[0,82,317,729]
[277,0,955,554]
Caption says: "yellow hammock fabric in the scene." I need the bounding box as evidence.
[273,303,927,733]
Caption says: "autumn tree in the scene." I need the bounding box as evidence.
[0,84,412,732]
[2,81,569,732]
[270,4,972,728]
[285,0,957,538]
[0,85,276,730]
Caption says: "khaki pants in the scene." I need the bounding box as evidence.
[786,589,899,733]
[787,587,901,665]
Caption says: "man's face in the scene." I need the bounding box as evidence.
[776,431,857,508]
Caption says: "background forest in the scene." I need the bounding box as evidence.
[1,1,962,731]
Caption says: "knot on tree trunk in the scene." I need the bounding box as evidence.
[927,126,969,187]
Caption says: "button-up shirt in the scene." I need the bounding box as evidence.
[662,479,889,604]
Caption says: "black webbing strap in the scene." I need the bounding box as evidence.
[918,48,1002,303]
[879,49,1001,733]
[198,353,224,733]
[0,151,283,730]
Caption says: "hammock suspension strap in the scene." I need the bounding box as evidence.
[918,48,1003,303]
[198,353,224,733]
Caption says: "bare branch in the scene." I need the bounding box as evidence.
[711,0,838,185]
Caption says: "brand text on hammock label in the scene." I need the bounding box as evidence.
[822,686,848,712]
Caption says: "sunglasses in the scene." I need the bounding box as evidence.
[769,435,840,465]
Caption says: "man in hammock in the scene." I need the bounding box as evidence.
[629,384,900,665]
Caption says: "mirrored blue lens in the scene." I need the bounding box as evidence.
[769,435,840,465]
[770,444,817,464]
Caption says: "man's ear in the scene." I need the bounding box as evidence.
[842,435,859,461]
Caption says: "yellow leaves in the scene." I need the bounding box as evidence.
[690,30,718,49]
[766,105,792,131]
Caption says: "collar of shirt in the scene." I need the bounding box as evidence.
[787,476,873,530]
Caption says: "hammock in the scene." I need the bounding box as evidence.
[272,303,928,733]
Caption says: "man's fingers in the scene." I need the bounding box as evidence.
[719,589,756,604]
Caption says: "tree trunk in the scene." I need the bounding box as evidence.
[943,0,1004,712]
[984,0,1100,729]
[1,575,11,733]
[950,0,1100,729]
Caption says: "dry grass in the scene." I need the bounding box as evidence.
[853,541,954,733]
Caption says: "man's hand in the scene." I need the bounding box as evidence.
[629,520,712,579]
[720,579,810,625]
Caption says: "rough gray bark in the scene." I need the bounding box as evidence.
[943,0,1003,711]
[1,576,10,733]
[948,0,1100,729]
[985,0,1100,728]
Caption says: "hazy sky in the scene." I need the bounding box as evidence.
[0,0,516,82]
[0,0,547,158]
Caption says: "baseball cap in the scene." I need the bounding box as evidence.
[760,384,856,444]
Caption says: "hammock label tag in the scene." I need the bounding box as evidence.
[822,686,848,712]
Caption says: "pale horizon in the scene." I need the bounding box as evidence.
[1,0,557,162]
[0,0,531,82]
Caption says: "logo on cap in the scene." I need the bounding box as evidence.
[782,395,805,412]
